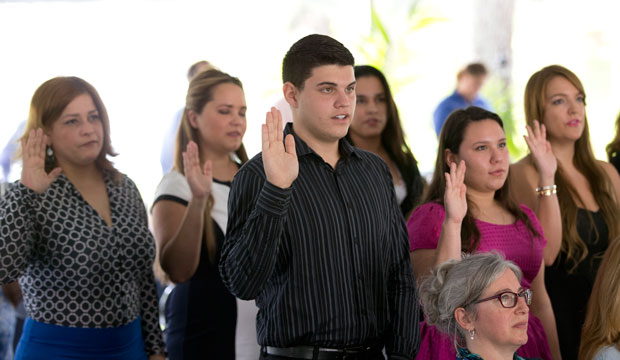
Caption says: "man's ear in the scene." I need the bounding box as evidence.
[283,82,299,109]
[188,109,199,129]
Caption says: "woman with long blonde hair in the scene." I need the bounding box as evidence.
[510,65,620,360]
[579,238,620,359]
[151,69,251,359]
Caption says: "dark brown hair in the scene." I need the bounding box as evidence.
[346,65,423,212]
[606,112,620,161]
[424,106,539,251]
[282,34,354,89]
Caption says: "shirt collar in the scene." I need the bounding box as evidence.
[283,122,358,160]
[453,90,480,104]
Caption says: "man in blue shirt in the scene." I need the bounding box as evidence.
[433,63,493,135]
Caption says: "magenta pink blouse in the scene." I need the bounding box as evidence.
[408,202,551,360]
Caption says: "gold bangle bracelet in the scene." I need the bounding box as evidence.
[536,184,557,197]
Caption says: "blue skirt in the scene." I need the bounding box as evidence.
[14,317,148,360]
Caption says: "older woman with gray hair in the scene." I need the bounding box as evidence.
[419,252,535,360]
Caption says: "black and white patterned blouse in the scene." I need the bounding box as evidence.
[0,172,164,355]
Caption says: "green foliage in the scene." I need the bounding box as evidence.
[357,0,445,79]
[481,76,527,160]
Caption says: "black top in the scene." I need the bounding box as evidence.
[389,149,424,217]
[153,172,236,359]
[609,152,620,176]
[219,123,420,359]
[545,208,609,360]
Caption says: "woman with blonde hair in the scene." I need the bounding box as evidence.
[151,69,251,359]
[510,65,620,359]
[579,238,620,359]
[0,76,164,359]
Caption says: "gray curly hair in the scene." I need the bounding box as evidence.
[418,251,523,348]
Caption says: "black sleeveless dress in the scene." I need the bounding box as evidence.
[544,209,608,360]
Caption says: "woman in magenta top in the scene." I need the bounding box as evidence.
[408,107,561,359]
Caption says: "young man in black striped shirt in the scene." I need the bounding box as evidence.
[220,34,420,359]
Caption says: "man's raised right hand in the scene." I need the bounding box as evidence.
[262,107,298,189]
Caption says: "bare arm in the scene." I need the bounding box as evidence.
[410,161,466,284]
[513,122,561,265]
[152,199,205,283]
[529,261,562,360]
[511,160,561,265]
[152,141,211,283]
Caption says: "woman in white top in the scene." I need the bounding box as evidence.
[151,69,258,359]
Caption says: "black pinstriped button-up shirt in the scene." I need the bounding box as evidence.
[219,123,420,359]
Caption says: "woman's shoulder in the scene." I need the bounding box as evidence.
[411,202,445,217]
[510,155,537,176]
[407,202,446,248]
[153,170,191,203]
[598,159,620,178]
[593,345,620,360]
[518,203,536,218]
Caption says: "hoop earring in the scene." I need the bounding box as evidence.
[469,329,475,340]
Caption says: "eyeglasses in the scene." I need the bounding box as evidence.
[474,288,532,308]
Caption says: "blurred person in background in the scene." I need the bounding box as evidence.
[433,63,493,136]
[160,60,217,174]
[605,111,620,175]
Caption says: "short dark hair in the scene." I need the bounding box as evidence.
[282,34,354,89]
[458,63,488,79]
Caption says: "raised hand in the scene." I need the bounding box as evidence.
[524,120,556,183]
[20,128,62,194]
[262,107,298,189]
[182,141,212,200]
[444,160,467,224]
